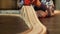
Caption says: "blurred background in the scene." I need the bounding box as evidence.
[0,0,60,10]
[0,0,19,14]
[0,0,18,10]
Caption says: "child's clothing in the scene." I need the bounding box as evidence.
[24,0,31,5]
[34,3,47,11]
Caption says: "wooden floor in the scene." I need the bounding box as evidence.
[39,13,60,34]
[0,10,60,34]
[0,16,29,34]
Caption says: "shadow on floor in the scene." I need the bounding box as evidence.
[0,15,29,34]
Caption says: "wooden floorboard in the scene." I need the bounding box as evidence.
[39,13,60,34]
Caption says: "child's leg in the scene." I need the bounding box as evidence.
[36,10,47,17]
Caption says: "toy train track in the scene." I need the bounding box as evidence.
[20,6,47,34]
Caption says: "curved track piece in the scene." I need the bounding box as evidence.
[20,6,47,34]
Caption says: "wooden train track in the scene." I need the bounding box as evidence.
[20,6,47,34]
